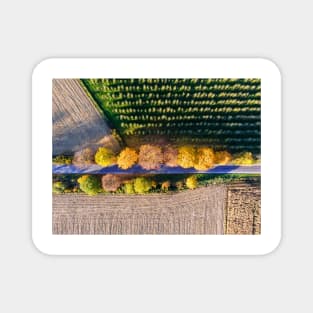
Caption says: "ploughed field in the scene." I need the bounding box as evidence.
[53,186,226,234]
[82,78,261,153]
[53,79,118,155]
[52,183,260,235]
[225,183,261,234]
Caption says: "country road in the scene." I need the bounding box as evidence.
[52,164,261,174]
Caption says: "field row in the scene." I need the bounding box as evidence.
[82,78,261,153]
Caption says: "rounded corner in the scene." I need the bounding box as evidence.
[260,233,282,256]
[31,234,53,256]
[32,57,56,79]
[257,57,282,79]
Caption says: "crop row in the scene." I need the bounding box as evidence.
[87,78,261,86]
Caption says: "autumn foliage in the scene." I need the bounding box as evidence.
[194,147,215,170]
[101,174,123,192]
[73,148,94,165]
[133,177,153,193]
[117,147,138,169]
[138,144,163,170]
[161,181,171,191]
[186,176,198,189]
[163,145,178,167]
[94,147,116,167]
[177,146,196,168]
[77,175,101,195]
[215,151,232,165]
[232,152,254,165]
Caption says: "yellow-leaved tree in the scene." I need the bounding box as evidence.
[232,152,254,165]
[177,146,196,168]
[186,176,198,189]
[94,147,116,167]
[194,147,215,170]
[117,147,138,169]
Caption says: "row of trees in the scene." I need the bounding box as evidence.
[70,144,256,171]
[75,174,199,196]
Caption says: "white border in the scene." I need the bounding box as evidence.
[32,58,281,255]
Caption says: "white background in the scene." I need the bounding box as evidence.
[1,0,312,312]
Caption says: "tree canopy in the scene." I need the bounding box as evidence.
[117,147,138,169]
[94,147,116,167]
[138,144,163,170]
[77,175,102,195]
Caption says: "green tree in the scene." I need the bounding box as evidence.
[52,181,66,194]
[77,175,101,195]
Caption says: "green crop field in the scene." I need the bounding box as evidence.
[82,78,261,153]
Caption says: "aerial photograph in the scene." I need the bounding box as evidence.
[52,78,261,235]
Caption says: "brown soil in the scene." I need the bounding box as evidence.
[52,186,226,235]
[224,183,261,234]
[53,79,120,155]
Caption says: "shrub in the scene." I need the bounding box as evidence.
[177,146,196,168]
[72,148,94,165]
[101,174,123,192]
[94,147,116,167]
[117,147,138,169]
[133,177,153,193]
[138,144,163,170]
[161,180,171,191]
[163,145,178,167]
[77,175,101,195]
[52,155,72,165]
[232,152,254,165]
[194,147,215,170]
[123,181,135,194]
[215,151,232,165]
[52,181,66,193]
[186,176,198,189]
[175,181,184,190]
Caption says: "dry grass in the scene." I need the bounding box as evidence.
[53,79,120,155]
[224,183,261,234]
[53,186,226,235]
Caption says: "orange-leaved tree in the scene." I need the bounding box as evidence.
[117,147,138,169]
[215,150,232,165]
[161,180,171,191]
